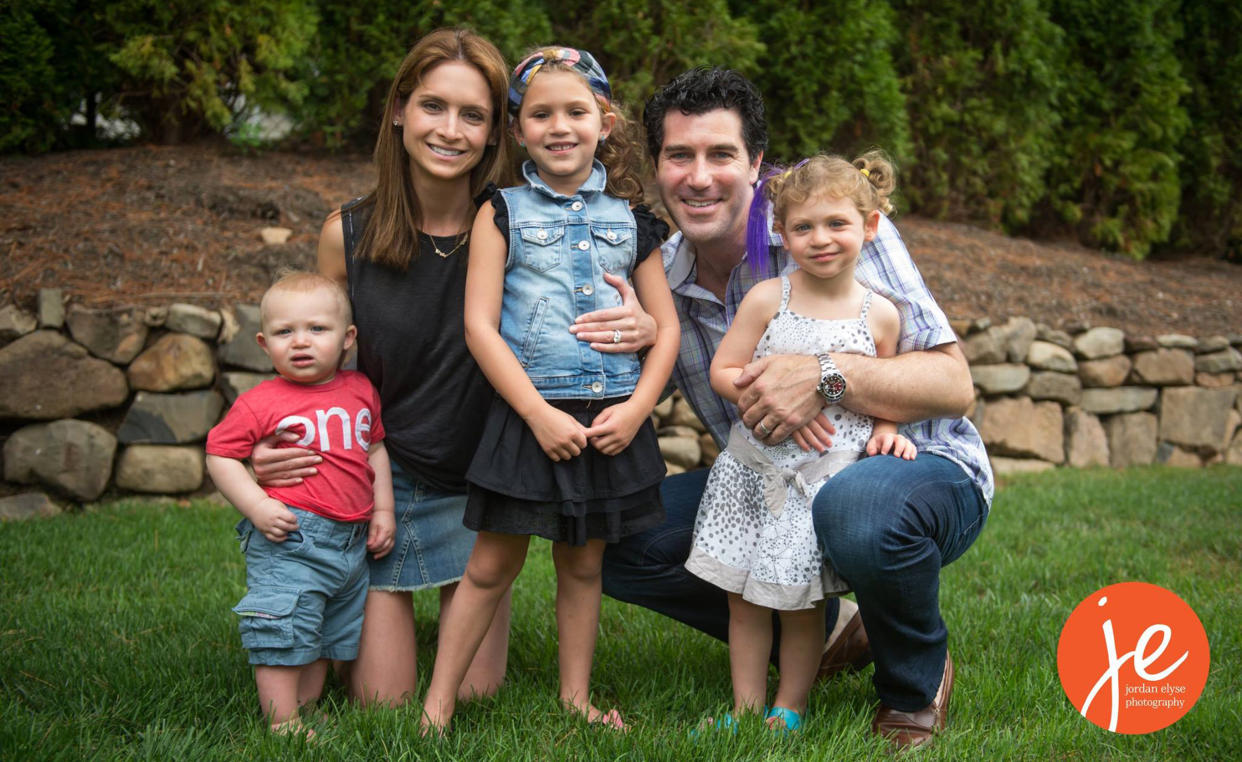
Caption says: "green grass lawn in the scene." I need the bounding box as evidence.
[2,467,1239,760]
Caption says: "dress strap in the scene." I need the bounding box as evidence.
[859,290,873,321]
[779,275,793,312]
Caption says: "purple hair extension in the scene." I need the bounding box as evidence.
[745,166,782,276]
[745,159,809,276]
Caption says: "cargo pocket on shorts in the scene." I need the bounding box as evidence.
[233,587,300,650]
[235,519,252,552]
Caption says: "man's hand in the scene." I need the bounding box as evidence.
[734,354,829,445]
[251,431,321,487]
[569,272,657,353]
[248,498,300,543]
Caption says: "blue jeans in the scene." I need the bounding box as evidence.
[601,454,987,710]
[814,454,987,710]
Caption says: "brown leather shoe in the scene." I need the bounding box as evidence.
[817,607,873,681]
[871,651,954,750]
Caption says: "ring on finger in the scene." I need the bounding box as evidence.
[757,421,772,437]
[611,329,622,344]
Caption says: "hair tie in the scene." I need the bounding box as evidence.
[508,47,612,119]
[779,158,811,182]
[860,167,871,178]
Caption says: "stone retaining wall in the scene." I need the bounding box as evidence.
[957,317,1242,473]
[1,295,1239,519]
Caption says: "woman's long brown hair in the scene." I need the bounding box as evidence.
[355,28,511,270]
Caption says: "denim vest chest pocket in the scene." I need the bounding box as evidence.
[591,224,635,274]
[518,225,565,272]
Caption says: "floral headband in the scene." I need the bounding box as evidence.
[507,47,612,119]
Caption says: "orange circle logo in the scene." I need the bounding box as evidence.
[1057,582,1209,734]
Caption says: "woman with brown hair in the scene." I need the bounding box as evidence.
[250,27,514,707]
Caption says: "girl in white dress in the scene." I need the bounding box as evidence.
[686,152,916,733]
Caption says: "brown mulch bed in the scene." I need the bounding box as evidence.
[2,143,1239,339]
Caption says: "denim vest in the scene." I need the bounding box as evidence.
[498,160,641,399]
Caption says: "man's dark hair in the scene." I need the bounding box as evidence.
[643,67,768,165]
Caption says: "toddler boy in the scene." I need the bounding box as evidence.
[206,271,395,735]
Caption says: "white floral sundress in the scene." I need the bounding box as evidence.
[685,275,876,610]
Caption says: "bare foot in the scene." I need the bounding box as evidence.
[563,699,626,731]
[419,709,449,738]
[590,708,625,731]
[269,717,316,740]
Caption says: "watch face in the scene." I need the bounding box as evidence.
[821,375,846,401]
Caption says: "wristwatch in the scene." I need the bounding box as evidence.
[816,353,846,404]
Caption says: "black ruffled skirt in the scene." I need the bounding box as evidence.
[464,395,666,546]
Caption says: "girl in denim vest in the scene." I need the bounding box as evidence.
[421,46,680,733]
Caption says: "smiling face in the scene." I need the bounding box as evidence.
[655,108,762,258]
[257,286,356,386]
[397,60,496,186]
[775,194,880,283]
[513,69,614,195]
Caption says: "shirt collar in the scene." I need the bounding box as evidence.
[662,223,789,294]
[520,159,608,199]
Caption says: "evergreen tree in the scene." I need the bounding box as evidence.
[892,0,1063,229]
[739,0,910,167]
[1166,0,1242,260]
[1043,0,1189,257]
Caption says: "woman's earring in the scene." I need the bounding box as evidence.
[598,135,608,149]
[393,119,401,127]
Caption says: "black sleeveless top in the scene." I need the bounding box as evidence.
[341,196,492,492]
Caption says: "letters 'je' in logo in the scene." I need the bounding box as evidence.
[1057,582,1209,734]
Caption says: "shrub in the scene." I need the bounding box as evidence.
[1164,0,1242,261]
[892,0,1064,229]
[103,0,317,143]
[1040,0,1189,258]
[549,0,764,126]
[297,1,552,151]
[1,1,113,153]
[0,3,61,153]
[739,0,909,167]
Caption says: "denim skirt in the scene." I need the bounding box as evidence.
[367,460,476,591]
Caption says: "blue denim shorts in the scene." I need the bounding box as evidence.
[233,506,368,666]
[367,461,476,591]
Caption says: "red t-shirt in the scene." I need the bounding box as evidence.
[207,371,385,523]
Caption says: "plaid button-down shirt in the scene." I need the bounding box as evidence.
[664,214,994,506]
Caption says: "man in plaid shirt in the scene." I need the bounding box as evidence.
[574,68,991,748]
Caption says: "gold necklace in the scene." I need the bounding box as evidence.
[429,231,470,258]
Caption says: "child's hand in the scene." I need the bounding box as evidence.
[249,498,300,542]
[527,404,589,461]
[867,432,918,460]
[367,511,396,559]
[585,400,646,455]
[790,413,837,453]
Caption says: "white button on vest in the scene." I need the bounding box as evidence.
[591,381,603,393]
[606,230,617,241]
[536,229,548,240]
[581,284,594,295]
[577,240,590,251]
[570,201,583,211]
